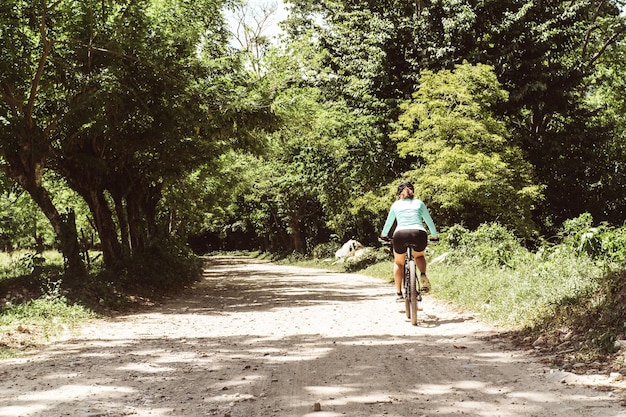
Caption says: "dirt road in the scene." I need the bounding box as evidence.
[1,256,625,417]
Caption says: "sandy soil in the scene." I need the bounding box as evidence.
[1,256,625,417]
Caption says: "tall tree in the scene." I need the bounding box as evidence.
[392,63,543,238]
[1,0,86,273]
[1,0,272,269]
[284,0,626,233]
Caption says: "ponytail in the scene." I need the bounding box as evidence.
[399,187,414,199]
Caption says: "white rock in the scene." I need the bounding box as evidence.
[335,239,363,258]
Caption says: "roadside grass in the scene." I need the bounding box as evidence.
[276,256,345,272]
[427,248,601,327]
[0,292,95,358]
[0,251,94,357]
[0,243,202,356]
[282,219,626,367]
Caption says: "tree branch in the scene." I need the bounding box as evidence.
[1,82,23,115]
[26,2,55,129]
[587,23,626,67]
[581,0,605,60]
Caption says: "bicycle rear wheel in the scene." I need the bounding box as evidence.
[403,264,410,319]
[408,259,418,325]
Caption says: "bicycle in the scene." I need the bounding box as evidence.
[380,236,437,326]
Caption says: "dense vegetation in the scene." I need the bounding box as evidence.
[1,1,626,363]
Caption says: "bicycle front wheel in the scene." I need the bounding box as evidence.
[409,259,418,325]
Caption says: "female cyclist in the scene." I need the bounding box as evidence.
[380,181,439,300]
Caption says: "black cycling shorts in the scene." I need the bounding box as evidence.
[392,229,428,254]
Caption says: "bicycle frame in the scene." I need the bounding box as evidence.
[403,245,422,326]
[380,237,424,326]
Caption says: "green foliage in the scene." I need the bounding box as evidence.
[0,277,94,354]
[444,224,468,249]
[115,240,203,291]
[441,223,526,269]
[392,63,543,238]
[341,247,389,272]
[1,0,273,271]
[559,212,626,266]
[431,215,626,356]
[202,37,401,251]
[9,252,45,277]
[311,242,340,260]
[283,0,626,241]
[0,294,92,326]
[599,227,626,266]
[431,242,600,327]
[0,250,63,284]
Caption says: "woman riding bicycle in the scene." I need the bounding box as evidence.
[380,181,439,300]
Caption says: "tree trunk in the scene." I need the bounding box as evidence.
[126,192,147,252]
[4,159,85,276]
[83,190,123,268]
[141,183,162,240]
[58,209,85,277]
[289,217,304,254]
[112,192,131,257]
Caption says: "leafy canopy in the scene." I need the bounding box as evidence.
[392,63,543,237]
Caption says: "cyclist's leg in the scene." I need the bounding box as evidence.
[411,230,430,291]
[391,230,411,294]
[413,250,426,274]
[393,251,406,294]
[410,230,428,272]
[413,250,431,292]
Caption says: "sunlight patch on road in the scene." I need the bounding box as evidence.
[414,383,455,395]
[16,384,134,399]
[439,400,525,417]
[0,405,47,416]
[263,346,334,363]
[508,390,612,404]
[453,379,487,390]
[304,385,357,398]
[118,362,176,373]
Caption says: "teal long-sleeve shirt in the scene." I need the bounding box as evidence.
[381,198,438,237]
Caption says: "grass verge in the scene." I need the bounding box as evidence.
[276,224,626,373]
[0,291,94,358]
[0,243,203,357]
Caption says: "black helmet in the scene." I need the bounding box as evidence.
[397,181,414,195]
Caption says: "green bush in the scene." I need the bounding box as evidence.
[114,240,203,292]
[445,224,469,249]
[431,233,601,326]
[1,294,92,326]
[0,284,94,353]
[443,223,524,268]
[342,247,390,272]
[600,227,626,266]
[312,242,340,259]
[560,212,594,246]
[559,213,626,266]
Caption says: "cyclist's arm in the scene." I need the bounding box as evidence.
[380,205,397,238]
[420,202,438,238]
